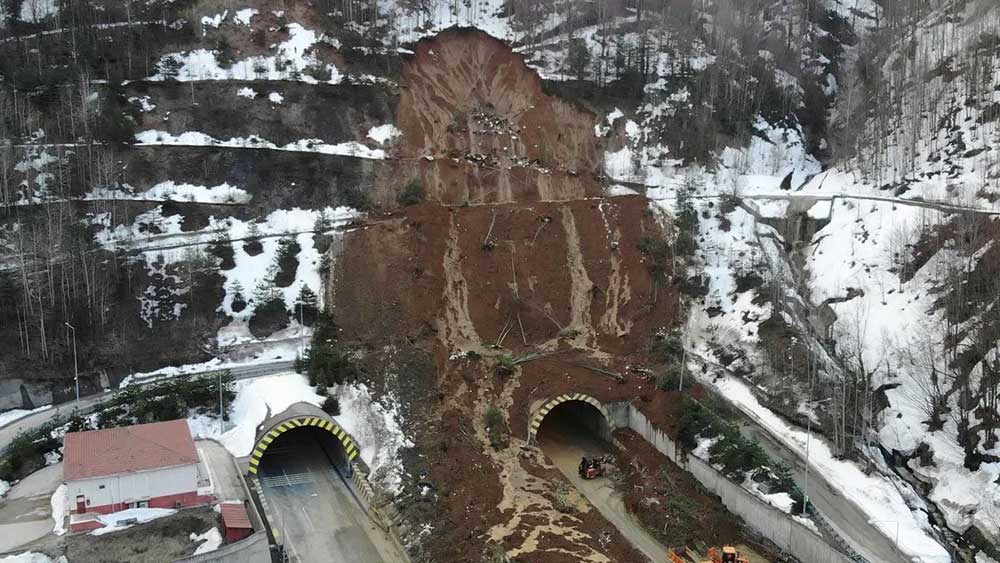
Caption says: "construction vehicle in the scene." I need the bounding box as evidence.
[709,546,750,563]
[578,456,604,479]
[669,545,750,563]
[577,455,613,479]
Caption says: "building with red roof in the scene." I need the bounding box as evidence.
[220,501,253,544]
[63,419,213,531]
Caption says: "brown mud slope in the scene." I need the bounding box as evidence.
[332,197,679,562]
[329,29,782,563]
[331,196,674,360]
[389,29,603,205]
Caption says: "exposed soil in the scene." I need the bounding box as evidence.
[615,429,778,560]
[386,29,604,206]
[329,27,777,563]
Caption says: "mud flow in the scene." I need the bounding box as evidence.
[537,402,673,562]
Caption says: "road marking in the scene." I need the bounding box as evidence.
[300,506,314,531]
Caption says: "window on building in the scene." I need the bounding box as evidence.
[98,485,105,490]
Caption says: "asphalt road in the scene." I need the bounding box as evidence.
[740,422,911,563]
[0,463,62,553]
[0,360,295,451]
[537,413,672,563]
[196,439,246,503]
[258,434,406,563]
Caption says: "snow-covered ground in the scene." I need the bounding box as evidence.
[701,373,950,563]
[85,181,251,204]
[186,372,411,495]
[91,507,177,535]
[611,87,958,559]
[0,554,66,563]
[134,130,387,159]
[88,203,356,342]
[148,23,343,84]
[333,382,413,495]
[187,372,323,456]
[50,484,66,536]
[0,405,52,428]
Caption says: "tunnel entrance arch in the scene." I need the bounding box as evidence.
[248,402,361,476]
[528,393,615,444]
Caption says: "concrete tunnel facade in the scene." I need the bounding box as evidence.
[528,393,617,444]
[248,402,361,476]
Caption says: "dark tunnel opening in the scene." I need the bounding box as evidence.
[259,426,351,476]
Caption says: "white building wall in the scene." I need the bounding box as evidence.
[69,463,199,510]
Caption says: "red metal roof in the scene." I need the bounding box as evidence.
[63,419,199,481]
[221,501,252,529]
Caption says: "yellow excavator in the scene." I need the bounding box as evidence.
[669,545,750,563]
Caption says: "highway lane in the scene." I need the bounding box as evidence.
[537,410,672,563]
[740,422,911,563]
[0,360,295,450]
[688,351,913,563]
[258,434,406,563]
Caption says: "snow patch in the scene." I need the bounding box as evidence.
[0,554,66,563]
[50,484,67,536]
[268,92,284,105]
[19,0,57,23]
[334,382,412,496]
[201,11,228,32]
[134,130,386,159]
[0,405,52,427]
[92,507,177,535]
[187,372,322,457]
[190,527,223,555]
[232,8,258,26]
[236,87,257,99]
[128,96,156,112]
[367,124,401,145]
[150,23,343,84]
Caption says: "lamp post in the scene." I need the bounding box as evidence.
[871,520,900,548]
[218,370,224,435]
[802,396,834,515]
[65,322,79,402]
[299,302,305,356]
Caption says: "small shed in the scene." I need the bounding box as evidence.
[220,501,253,544]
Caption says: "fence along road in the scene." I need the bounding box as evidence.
[0,360,296,450]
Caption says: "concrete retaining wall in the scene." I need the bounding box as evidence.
[616,403,853,563]
[172,530,270,563]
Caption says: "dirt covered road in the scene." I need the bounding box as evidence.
[537,412,671,562]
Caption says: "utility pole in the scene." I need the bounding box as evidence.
[299,302,305,356]
[678,332,687,392]
[65,322,79,402]
[803,352,833,515]
[218,370,224,435]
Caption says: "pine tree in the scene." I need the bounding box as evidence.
[295,285,320,326]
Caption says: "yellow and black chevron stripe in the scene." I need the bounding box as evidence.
[249,475,281,540]
[528,393,614,443]
[248,416,361,475]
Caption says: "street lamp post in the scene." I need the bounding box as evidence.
[803,394,835,515]
[299,302,305,356]
[872,520,900,548]
[65,322,79,402]
[218,370,224,435]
